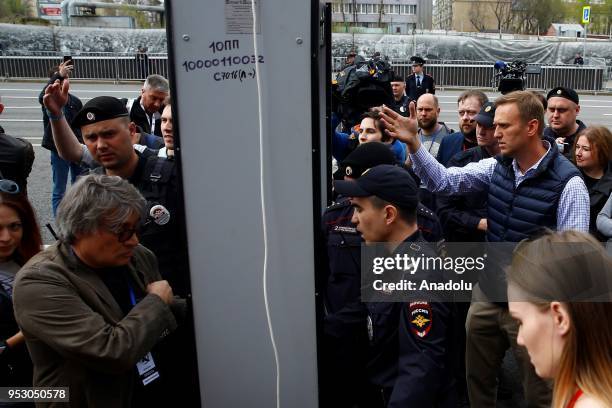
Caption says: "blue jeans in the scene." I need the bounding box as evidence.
[51,151,84,217]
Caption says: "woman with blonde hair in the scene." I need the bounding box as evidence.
[507,230,612,408]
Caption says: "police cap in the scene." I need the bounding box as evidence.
[334,164,418,210]
[546,86,579,105]
[474,101,496,128]
[410,56,425,66]
[340,142,396,178]
[72,96,129,128]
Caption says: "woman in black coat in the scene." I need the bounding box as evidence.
[573,126,612,241]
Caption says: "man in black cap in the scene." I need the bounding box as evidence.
[42,77,200,406]
[405,56,435,103]
[544,86,586,160]
[437,101,500,243]
[320,143,445,407]
[333,164,456,407]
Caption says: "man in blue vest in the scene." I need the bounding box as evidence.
[380,91,589,407]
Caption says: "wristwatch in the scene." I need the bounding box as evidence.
[0,339,8,355]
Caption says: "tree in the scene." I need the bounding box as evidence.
[490,0,514,32]
[0,0,27,23]
[469,3,488,32]
[514,0,565,34]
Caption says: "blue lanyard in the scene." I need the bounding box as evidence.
[127,281,137,307]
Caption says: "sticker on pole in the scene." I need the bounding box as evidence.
[582,6,591,24]
[225,0,261,34]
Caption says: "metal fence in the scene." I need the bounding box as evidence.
[0,51,168,81]
[333,57,609,91]
[0,51,608,91]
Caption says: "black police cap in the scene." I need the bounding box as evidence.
[390,72,405,82]
[340,142,396,178]
[410,56,425,66]
[474,101,496,128]
[72,96,129,128]
[546,87,579,105]
[334,164,418,210]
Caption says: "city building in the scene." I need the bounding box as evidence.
[433,0,452,30]
[331,0,433,34]
[546,23,585,38]
[451,0,514,32]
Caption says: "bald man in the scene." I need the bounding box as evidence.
[416,94,452,161]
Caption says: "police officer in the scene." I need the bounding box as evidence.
[42,84,200,406]
[405,56,435,103]
[334,165,456,407]
[390,72,409,116]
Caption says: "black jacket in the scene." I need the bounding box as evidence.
[436,146,492,242]
[0,126,34,194]
[405,73,435,103]
[126,96,162,137]
[543,120,587,161]
[586,161,612,241]
[39,73,83,152]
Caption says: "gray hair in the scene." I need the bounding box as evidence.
[143,74,169,93]
[56,174,146,243]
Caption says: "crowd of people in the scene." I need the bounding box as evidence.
[0,51,609,408]
[322,54,611,408]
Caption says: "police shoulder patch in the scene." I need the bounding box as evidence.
[408,301,432,338]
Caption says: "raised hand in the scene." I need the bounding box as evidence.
[58,60,74,78]
[380,102,420,152]
[43,77,70,117]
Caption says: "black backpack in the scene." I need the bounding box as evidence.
[0,129,34,194]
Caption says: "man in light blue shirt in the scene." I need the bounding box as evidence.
[381,91,588,408]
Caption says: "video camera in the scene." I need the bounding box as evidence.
[493,60,527,94]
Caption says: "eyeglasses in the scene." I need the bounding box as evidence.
[0,179,19,194]
[114,224,140,243]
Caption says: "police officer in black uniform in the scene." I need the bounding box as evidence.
[405,56,435,103]
[334,165,457,407]
[320,143,446,407]
[43,88,200,406]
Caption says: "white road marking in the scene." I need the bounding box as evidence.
[0,119,43,122]
[0,88,138,93]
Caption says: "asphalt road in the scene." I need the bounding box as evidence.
[3,81,611,245]
[0,81,142,243]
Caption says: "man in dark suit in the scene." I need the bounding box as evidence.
[125,74,169,137]
[405,56,435,103]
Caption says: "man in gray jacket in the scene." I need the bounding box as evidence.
[13,174,183,407]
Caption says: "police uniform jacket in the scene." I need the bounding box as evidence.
[364,231,456,407]
[405,73,435,103]
[12,242,181,408]
[91,152,189,297]
[436,146,491,242]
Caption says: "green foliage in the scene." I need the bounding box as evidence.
[561,1,612,35]
[514,0,566,34]
[0,0,27,22]
[118,5,163,29]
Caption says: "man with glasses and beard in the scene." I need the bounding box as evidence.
[438,91,488,167]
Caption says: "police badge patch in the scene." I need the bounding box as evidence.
[408,302,432,338]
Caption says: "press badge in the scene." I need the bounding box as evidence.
[136,352,160,386]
